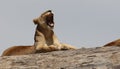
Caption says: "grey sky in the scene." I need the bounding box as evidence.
[0,0,120,55]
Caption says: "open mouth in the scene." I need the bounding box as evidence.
[46,12,54,28]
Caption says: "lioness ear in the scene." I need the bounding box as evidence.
[33,18,38,25]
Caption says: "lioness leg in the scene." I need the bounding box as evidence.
[60,43,76,50]
[35,45,59,53]
[53,34,62,48]
[34,30,46,51]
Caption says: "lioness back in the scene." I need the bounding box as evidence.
[1,46,35,56]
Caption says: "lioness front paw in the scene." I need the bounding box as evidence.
[61,43,76,50]
[49,45,61,51]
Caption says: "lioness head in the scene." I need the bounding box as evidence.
[33,10,54,29]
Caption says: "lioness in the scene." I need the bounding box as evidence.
[33,10,76,53]
[104,39,120,47]
[1,10,57,56]
[1,10,76,56]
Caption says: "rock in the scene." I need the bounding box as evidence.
[0,46,120,69]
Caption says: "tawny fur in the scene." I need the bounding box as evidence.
[1,46,35,56]
[33,10,76,52]
[1,10,76,56]
[33,10,61,52]
[1,45,59,56]
[104,39,120,47]
[1,10,58,56]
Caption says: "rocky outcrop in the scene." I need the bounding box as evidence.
[0,46,120,69]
